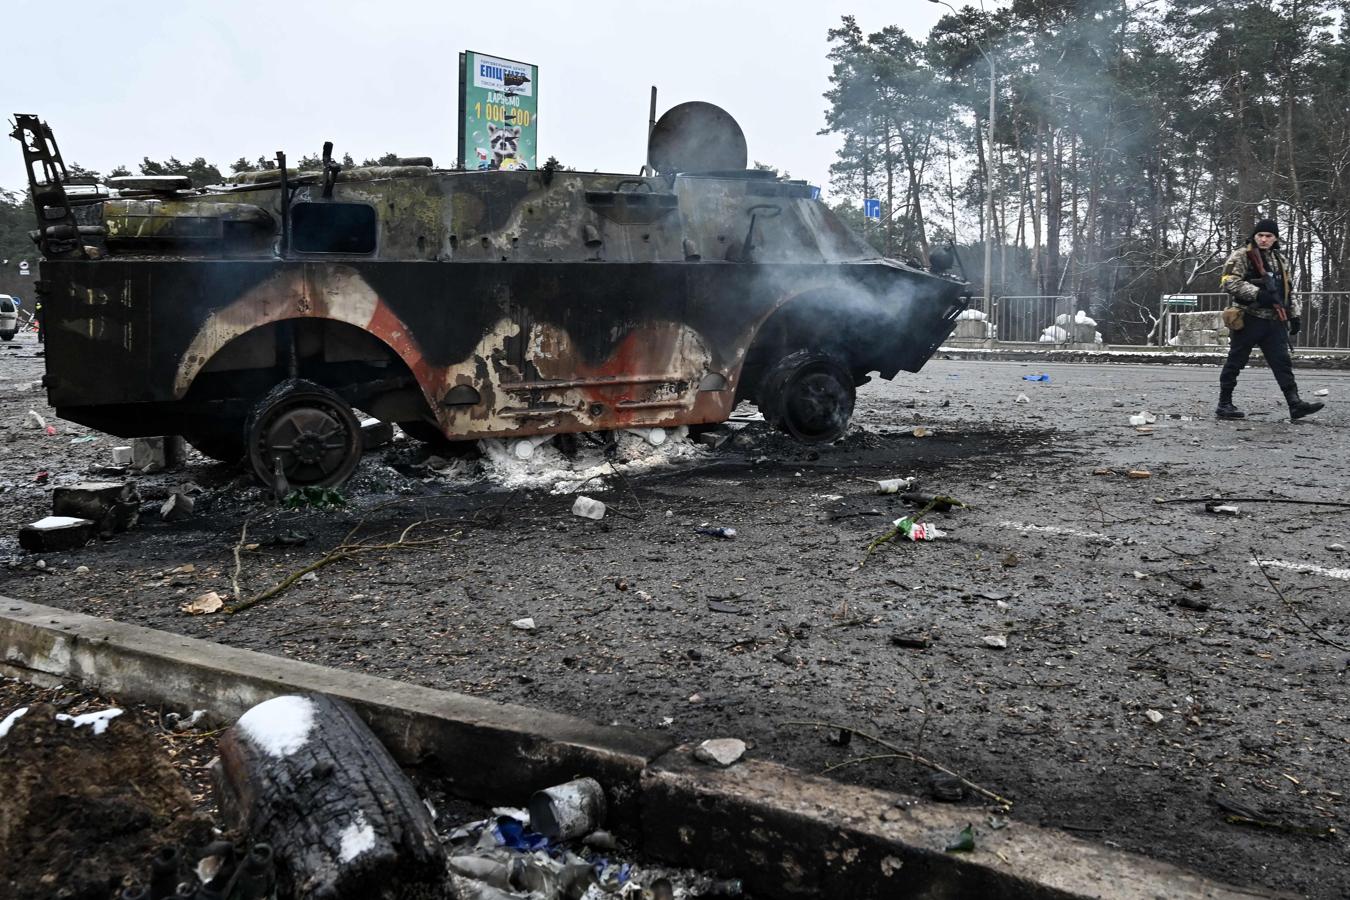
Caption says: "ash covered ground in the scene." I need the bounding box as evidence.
[1,329,1347,898]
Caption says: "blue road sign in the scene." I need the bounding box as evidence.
[808,185,821,200]
[863,198,881,220]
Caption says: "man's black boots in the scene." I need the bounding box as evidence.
[1286,389,1324,420]
[1216,387,1245,419]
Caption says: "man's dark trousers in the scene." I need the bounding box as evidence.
[1220,315,1295,393]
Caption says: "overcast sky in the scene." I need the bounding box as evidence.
[4,0,960,200]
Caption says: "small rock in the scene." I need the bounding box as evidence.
[1327,543,1345,553]
[1144,709,1164,725]
[1014,393,1030,404]
[74,565,89,574]
[693,738,746,768]
[928,772,967,802]
[160,492,195,522]
[299,571,318,583]
[511,617,536,630]
[1314,388,1329,397]
[981,635,1008,649]
[890,633,932,650]
[571,495,606,520]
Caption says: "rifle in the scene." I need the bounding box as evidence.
[1246,247,1288,321]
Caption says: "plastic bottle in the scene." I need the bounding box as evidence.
[876,477,916,494]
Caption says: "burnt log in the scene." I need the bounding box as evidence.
[216,694,449,900]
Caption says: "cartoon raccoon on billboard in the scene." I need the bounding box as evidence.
[458,51,537,171]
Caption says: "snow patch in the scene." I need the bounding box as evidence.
[1251,559,1350,581]
[0,706,29,738]
[995,521,1118,542]
[338,810,377,862]
[54,707,123,735]
[428,430,706,494]
[237,695,316,758]
[29,516,90,529]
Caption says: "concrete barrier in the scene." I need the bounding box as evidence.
[0,597,1287,899]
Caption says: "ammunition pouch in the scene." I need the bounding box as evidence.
[1222,306,1245,332]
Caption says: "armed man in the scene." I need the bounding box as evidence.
[1216,218,1323,421]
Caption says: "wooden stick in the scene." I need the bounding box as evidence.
[784,720,1012,807]
[1250,551,1349,651]
[1155,496,1350,508]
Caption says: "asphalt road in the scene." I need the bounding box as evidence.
[2,331,1347,898]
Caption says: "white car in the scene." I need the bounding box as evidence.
[0,295,18,341]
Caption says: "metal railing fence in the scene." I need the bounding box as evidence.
[1160,291,1350,351]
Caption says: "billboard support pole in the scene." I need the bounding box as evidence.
[645,86,658,175]
[456,52,467,170]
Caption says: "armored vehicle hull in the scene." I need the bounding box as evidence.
[14,114,967,487]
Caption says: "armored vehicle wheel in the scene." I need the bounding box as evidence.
[247,380,362,488]
[758,350,855,444]
[185,428,245,463]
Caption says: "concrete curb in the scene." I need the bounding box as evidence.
[0,598,1287,899]
[936,346,1350,369]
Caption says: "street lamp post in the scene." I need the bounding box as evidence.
[930,0,996,314]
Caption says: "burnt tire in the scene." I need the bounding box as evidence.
[757,350,855,443]
[247,379,362,489]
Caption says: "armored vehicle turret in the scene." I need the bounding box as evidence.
[11,106,966,487]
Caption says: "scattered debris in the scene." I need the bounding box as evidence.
[359,419,395,450]
[929,772,967,802]
[1314,388,1330,397]
[945,824,976,853]
[694,526,737,539]
[25,409,46,430]
[1128,411,1157,426]
[182,591,225,615]
[1204,501,1240,515]
[1014,393,1030,403]
[111,445,134,465]
[693,738,747,768]
[510,618,537,631]
[981,635,1008,649]
[52,481,140,535]
[1144,709,1164,725]
[571,495,606,520]
[890,633,933,650]
[1328,543,1346,553]
[160,492,196,522]
[1022,374,1051,382]
[876,476,916,494]
[1126,469,1152,479]
[528,777,607,840]
[901,492,964,512]
[895,517,945,541]
[707,599,745,615]
[1174,596,1211,611]
[912,426,930,438]
[18,515,95,552]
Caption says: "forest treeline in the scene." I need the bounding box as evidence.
[6,1,1348,341]
[822,0,1350,340]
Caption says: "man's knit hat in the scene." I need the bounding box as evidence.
[1251,218,1279,239]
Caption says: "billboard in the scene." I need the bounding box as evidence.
[458,51,538,171]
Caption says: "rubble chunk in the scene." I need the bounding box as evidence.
[19,516,96,552]
[693,738,747,768]
[52,481,141,534]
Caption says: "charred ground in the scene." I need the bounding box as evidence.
[1,330,1347,898]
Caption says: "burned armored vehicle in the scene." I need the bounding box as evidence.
[12,105,967,487]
